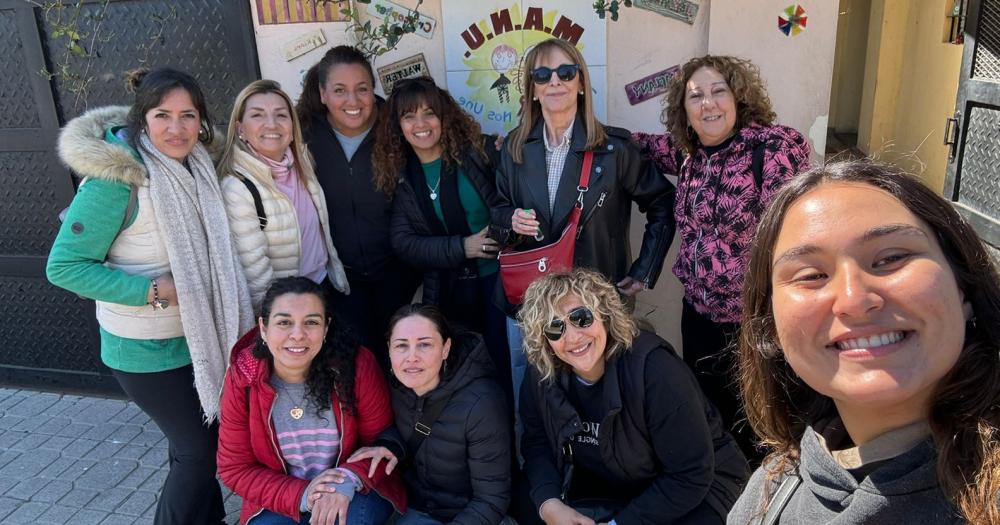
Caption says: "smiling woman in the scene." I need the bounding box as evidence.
[730,159,1000,524]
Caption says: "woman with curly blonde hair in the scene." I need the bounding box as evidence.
[633,56,812,461]
[514,268,748,525]
[729,160,1000,524]
[372,77,511,401]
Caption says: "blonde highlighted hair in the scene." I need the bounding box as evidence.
[506,38,606,164]
[518,269,637,381]
[217,80,311,182]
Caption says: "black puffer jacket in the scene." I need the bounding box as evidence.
[520,331,749,524]
[389,136,501,305]
[382,331,511,524]
[494,116,676,312]
[304,112,394,277]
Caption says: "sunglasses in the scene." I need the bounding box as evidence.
[530,64,580,85]
[543,306,595,341]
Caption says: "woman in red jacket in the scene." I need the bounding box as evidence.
[218,276,405,525]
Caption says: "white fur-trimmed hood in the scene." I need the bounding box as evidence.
[57,106,147,187]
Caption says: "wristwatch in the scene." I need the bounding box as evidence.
[150,279,169,310]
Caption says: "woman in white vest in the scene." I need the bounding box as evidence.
[217,79,350,314]
[46,68,254,525]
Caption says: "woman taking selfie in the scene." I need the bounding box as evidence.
[517,269,748,525]
[47,68,252,524]
[218,79,349,313]
[349,304,512,525]
[729,160,1000,524]
[217,277,404,525]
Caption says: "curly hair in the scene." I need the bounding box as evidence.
[662,55,776,156]
[253,277,360,416]
[738,159,1000,523]
[371,77,486,195]
[518,269,638,381]
[507,38,606,164]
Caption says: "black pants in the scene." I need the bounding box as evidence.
[681,300,761,464]
[329,263,420,374]
[113,365,225,525]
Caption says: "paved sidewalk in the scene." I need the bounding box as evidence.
[0,387,242,524]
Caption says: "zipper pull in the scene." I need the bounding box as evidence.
[596,192,607,208]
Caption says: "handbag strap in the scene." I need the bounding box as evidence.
[757,471,801,525]
[405,391,454,456]
[567,151,594,231]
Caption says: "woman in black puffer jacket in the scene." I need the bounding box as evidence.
[348,304,512,525]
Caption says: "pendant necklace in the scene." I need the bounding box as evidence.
[427,176,441,201]
[275,382,306,419]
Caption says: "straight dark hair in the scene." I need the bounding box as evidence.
[738,159,1000,523]
[255,277,359,416]
[124,67,214,149]
[386,303,453,345]
[295,45,376,131]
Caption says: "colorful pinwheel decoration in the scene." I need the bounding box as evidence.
[778,4,807,36]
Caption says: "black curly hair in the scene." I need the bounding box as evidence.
[253,277,359,416]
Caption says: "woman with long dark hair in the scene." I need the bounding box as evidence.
[47,68,253,524]
[730,159,1000,524]
[372,77,510,400]
[296,46,419,372]
[217,277,405,525]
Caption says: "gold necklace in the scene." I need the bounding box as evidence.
[275,381,306,419]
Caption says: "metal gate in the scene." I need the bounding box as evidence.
[0,0,259,393]
[945,0,1000,250]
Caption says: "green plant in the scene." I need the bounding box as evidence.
[593,0,633,21]
[316,0,424,60]
[33,0,112,109]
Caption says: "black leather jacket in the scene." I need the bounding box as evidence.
[520,331,749,524]
[494,117,675,310]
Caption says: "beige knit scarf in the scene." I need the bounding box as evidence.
[138,132,254,422]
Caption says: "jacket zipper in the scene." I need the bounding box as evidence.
[576,191,607,240]
[691,158,711,285]
[245,386,288,523]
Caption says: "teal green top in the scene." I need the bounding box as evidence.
[422,159,498,276]
[45,131,190,373]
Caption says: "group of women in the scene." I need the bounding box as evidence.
[44,34,1000,525]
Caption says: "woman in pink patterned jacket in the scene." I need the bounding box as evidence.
[633,55,811,461]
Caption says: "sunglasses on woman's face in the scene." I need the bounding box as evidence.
[544,306,595,341]
[530,64,580,85]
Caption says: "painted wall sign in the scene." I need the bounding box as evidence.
[442,1,607,135]
[255,0,349,25]
[633,0,699,25]
[280,29,327,62]
[367,0,437,39]
[377,53,431,94]
[624,65,678,106]
[778,4,808,36]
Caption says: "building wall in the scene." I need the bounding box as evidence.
[248,0,839,348]
[829,0,871,133]
[856,0,963,190]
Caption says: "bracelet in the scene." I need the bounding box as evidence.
[150,279,168,310]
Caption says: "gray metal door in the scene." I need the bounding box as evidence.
[945,0,1000,248]
[0,0,259,393]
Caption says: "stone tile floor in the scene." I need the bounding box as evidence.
[0,388,242,524]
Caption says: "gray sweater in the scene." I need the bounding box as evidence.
[727,425,961,524]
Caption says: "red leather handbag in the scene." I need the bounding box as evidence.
[498,151,594,304]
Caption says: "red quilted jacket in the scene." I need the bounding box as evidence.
[217,327,406,524]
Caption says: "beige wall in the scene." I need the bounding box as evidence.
[829,0,870,133]
[856,0,963,190]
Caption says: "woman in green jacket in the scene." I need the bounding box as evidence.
[46,68,253,525]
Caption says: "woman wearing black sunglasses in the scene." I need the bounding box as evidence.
[514,268,748,525]
[494,37,676,428]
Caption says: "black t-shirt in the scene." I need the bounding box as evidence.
[566,376,639,503]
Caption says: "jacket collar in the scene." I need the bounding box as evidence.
[57,106,147,186]
[522,115,602,228]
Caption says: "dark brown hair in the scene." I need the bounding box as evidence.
[295,45,376,131]
[124,67,214,149]
[738,159,1000,523]
[371,77,485,194]
[662,55,775,155]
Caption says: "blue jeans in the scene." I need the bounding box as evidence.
[395,509,444,525]
[248,489,394,525]
[506,316,527,462]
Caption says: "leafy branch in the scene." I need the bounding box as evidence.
[593,0,633,21]
[317,0,424,60]
[32,0,112,109]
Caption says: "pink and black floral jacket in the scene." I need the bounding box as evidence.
[633,123,811,323]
